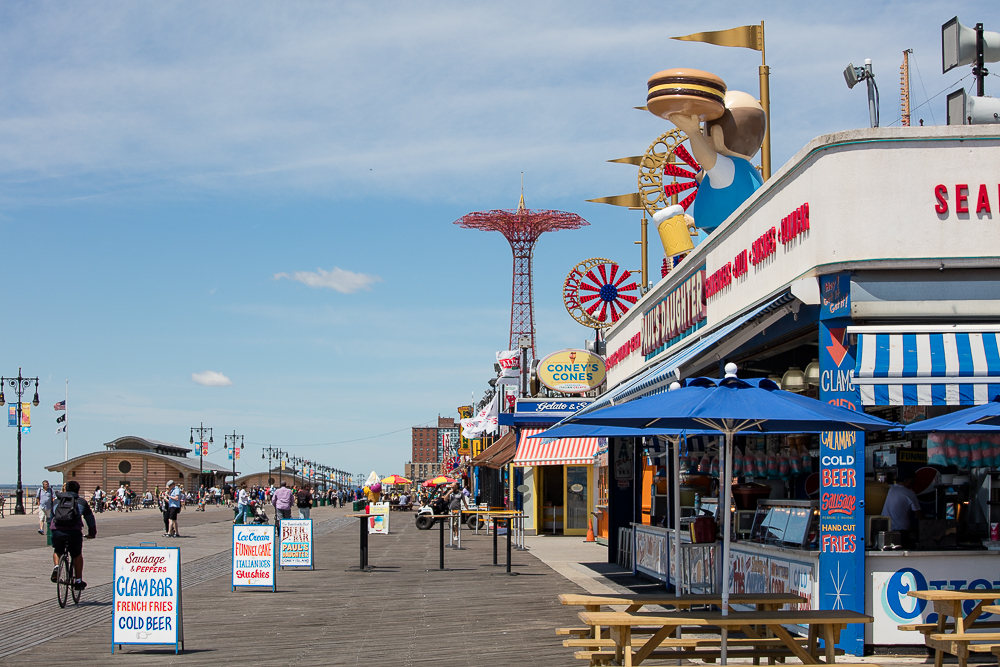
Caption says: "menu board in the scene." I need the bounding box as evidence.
[112,546,184,652]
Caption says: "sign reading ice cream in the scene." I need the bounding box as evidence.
[232,525,275,592]
[537,349,606,394]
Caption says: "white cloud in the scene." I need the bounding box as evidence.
[273,267,382,293]
[191,370,233,387]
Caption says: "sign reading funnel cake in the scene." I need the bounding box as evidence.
[646,68,726,121]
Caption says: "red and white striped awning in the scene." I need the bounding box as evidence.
[511,428,600,467]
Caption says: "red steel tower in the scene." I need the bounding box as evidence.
[455,195,588,362]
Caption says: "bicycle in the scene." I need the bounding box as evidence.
[55,542,80,608]
[54,534,93,608]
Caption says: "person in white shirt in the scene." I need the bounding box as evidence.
[234,484,251,524]
[882,475,926,532]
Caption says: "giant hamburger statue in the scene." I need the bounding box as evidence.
[647,68,766,236]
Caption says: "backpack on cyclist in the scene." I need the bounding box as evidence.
[52,492,81,529]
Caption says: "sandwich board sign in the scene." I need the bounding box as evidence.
[278,518,313,570]
[368,502,389,535]
[112,545,184,654]
[231,524,276,592]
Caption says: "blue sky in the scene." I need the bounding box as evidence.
[0,1,994,484]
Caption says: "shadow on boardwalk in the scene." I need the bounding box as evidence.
[0,512,585,666]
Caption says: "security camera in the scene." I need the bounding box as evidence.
[844,63,859,89]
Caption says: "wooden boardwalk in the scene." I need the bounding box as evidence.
[0,509,585,666]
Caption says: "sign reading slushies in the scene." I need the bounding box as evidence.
[232,525,275,592]
[537,349,606,393]
[278,519,313,570]
[112,546,184,653]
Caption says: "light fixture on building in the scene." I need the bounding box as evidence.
[804,359,821,386]
[781,367,806,393]
[767,374,782,385]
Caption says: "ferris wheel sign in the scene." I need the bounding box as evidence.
[537,349,606,394]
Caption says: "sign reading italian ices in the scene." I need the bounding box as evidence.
[537,349,606,393]
[232,525,275,592]
[817,271,864,656]
[112,546,184,653]
[278,519,313,570]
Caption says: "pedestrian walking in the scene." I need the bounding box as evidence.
[234,484,250,524]
[92,485,105,513]
[296,483,313,519]
[37,480,57,535]
[165,480,184,537]
[271,481,294,529]
[443,482,463,540]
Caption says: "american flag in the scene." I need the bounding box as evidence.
[53,400,66,411]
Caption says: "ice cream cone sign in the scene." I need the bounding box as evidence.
[652,204,697,258]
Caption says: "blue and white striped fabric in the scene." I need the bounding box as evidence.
[854,332,1000,406]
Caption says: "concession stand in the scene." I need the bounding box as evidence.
[594,125,1000,652]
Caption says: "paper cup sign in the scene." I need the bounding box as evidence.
[537,349,606,393]
[232,525,276,591]
[112,546,184,653]
[279,519,313,569]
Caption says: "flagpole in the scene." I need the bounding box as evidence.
[759,20,771,180]
[64,380,69,461]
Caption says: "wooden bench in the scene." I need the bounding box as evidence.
[576,609,871,666]
[903,590,1000,667]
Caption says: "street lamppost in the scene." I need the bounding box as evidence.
[262,446,283,485]
[189,423,213,492]
[0,369,39,515]
[224,432,243,484]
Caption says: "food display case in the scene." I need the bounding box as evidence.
[749,499,820,550]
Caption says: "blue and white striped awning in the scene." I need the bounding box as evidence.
[851,326,1000,406]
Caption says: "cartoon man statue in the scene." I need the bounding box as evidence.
[665,90,767,234]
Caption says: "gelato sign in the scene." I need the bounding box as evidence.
[537,349,606,394]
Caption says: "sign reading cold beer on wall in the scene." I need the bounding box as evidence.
[537,349,606,393]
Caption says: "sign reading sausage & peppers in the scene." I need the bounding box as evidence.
[112,546,184,653]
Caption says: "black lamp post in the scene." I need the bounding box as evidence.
[224,432,244,483]
[262,446,283,485]
[0,368,39,515]
[189,423,213,491]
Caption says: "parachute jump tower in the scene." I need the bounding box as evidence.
[454,194,588,364]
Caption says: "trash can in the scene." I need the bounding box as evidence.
[353,500,363,512]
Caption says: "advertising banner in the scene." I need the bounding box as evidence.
[278,519,313,569]
[869,557,1000,644]
[536,349,606,394]
[7,405,14,427]
[496,350,521,378]
[613,438,633,488]
[367,502,389,535]
[112,546,184,653]
[231,525,275,592]
[457,405,472,455]
[21,403,30,428]
[818,271,865,656]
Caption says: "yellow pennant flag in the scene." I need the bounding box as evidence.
[672,24,762,51]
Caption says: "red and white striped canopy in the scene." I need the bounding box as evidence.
[511,428,600,467]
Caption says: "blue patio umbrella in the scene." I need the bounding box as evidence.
[562,365,896,663]
[902,396,1000,431]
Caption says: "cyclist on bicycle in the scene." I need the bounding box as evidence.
[49,480,97,590]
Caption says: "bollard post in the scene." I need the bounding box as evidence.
[438,516,445,570]
[506,518,512,574]
[359,514,368,570]
[455,509,464,550]
[493,516,498,565]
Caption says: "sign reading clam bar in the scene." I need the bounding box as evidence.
[642,269,706,360]
[537,349,606,393]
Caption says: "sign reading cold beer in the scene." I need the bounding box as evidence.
[232,525,276,592]
[537,349,606,393]
[641,269,706,359]
[112,546,184,652]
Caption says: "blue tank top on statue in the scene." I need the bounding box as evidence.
[690,157,763,233]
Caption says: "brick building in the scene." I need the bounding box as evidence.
[407,416,460,481]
